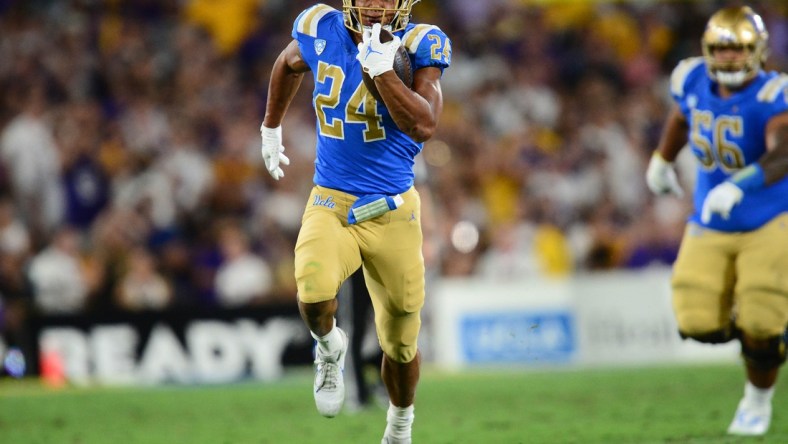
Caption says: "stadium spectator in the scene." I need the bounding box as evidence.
[214,219,273,307]
[27,226,90,314]
[115,245,173,311]
[0,79,64,247]
[59,101,111,232]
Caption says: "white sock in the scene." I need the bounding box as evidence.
[384,403,414,440]
[744,381,774,406]
[311,319,343,357]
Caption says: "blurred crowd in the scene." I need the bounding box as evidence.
[0,0,786,329]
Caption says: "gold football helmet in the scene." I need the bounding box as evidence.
[342,0,421,33]
[701,6,769,87]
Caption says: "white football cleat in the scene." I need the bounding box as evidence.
[313,327,348,418]
[727,398,772,436]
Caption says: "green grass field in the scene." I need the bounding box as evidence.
[1,363,787,443]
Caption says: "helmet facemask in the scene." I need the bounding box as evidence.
[342,0,420,34]
[701,6,769,88]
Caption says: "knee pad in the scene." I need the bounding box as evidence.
[741,334,787,370]
[679,325,739,344]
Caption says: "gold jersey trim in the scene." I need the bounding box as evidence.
[670,57,704,98]
[402,24,439,54]
[297,3,334,38]
[757,74,788,103]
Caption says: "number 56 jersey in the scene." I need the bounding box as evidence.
[671,57,788,232]
[291,3,451,196]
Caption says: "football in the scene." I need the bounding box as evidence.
[361,28,413,102]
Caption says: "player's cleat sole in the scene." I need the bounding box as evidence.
[727,398,771,436]
[313,328,348,418]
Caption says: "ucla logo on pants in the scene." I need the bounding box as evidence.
[313,195,336,209]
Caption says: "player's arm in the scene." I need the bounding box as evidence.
[758,112,788,185]
[260,40,310,180]
[374,67,443,143]
[263,40,310,128]
[646,106,688,196]
[654,106,689,162]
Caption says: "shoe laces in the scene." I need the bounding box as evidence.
[315,361,339,392]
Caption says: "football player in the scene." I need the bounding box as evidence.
[646,5,788,436]
[260,1,450,442]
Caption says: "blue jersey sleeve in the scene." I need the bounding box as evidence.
[400,24,451,73]
[668,57,705,117]
[291,4,339,70]
[754,73,788,117]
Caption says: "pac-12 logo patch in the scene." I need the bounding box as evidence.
[314,39,326,55]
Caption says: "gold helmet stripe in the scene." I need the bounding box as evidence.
[670,57,704,98]
[403,24,439,54]
[297,3,334,38]
[757,74,788,104]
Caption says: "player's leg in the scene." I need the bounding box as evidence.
[358,187,424,443]
[381,350,420,407]
[365,264,422,444]
[728,214,788,436]
[337,268,376,410]
[671,223,737,342]
[295,186,362,417]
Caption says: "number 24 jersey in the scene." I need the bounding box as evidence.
[291,3,451,195]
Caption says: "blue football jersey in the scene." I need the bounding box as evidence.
[670,57,788,232]
[291,4,451,195]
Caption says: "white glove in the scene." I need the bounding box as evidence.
[646,152,684,197]
[260,124,290,180]
[701,182,743,223]
[355,23,401,78]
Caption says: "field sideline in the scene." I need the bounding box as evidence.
[1,363,786,443]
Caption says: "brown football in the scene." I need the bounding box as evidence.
[361,28,413,102]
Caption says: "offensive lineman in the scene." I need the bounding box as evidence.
[646,5,788,436]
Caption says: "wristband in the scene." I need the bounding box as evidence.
[730,164,765,191]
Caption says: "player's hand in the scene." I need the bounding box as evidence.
[260,124,290,180]
[355,23,401,78]
[701,181,744,223]
[646,152,684,197]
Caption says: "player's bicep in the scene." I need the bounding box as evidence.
[759,112,788,185]
[281,40,311,74]
[412,67,443,120]
[765,112,788,153]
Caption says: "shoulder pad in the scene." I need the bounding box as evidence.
[294,3,335,38]
[402,24,442,54]
[757,74,788,104]
[670,57,704,98]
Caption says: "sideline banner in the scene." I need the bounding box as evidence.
[430,268,739,369]
[27,305,313,385]
[432,278,577,367]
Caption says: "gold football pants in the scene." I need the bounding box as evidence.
[672,213,788,339]
[295,185,425,362]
